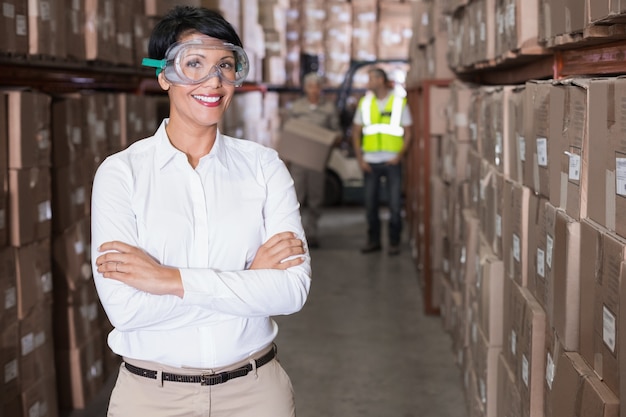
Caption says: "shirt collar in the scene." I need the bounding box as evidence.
[155,119,229,170]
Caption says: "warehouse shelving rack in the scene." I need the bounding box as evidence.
[406,37,626,316]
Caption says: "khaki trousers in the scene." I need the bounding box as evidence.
[107,347,295,417]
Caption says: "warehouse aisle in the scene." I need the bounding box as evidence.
[274,206,468,417]
[64,206,467,417]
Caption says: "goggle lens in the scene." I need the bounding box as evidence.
[142,38,249,86]
[178,49,238,83]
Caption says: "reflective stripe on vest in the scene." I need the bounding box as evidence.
[360,94,405,153]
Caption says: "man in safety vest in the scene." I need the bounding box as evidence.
[352,67,412,256]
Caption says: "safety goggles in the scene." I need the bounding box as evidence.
[142,37,249,86]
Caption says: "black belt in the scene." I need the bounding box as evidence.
[124,344,277,386]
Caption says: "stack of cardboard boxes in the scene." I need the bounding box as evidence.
[418,0,626,415]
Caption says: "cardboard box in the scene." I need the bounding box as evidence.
[429,85,451,136]
[503,180,533,287]
[377,1,412,60]
[497,352,522,417]
[477,237,505,346]
[53,281,100,350]
[552,209,580,351]
[0,247,17,330]
[549,79,588,221]
[552,351,619,417]
[277,118,339,172]
[18,305,56,388]
[0,0,28,55]
[55,330,105,410]
[7,91,51,169]
[579,219,626,398]
[543,327,564,417]
[51,96,85,167]
[21,373,59,417]
[52,218,92,294]
[586,77,626,239]
[52,161,88,233]
[28,0,65,58]
[507,84,526,184]
[0,320,19,401]
[517,286,546,417]
[14,239,52,320]
[522,80,551,198]
[66,0,87,61]
[9,167,52,247]
[530,201,556,320]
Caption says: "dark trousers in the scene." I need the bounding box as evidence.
[363,162,402,246]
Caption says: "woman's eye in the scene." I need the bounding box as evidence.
[219,61,235,71]
[186,59,202,68]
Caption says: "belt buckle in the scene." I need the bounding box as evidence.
[200,371,230,386]
[200,373,213,386]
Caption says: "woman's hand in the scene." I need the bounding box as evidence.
[249,232,306,270]
[96,241,183,298]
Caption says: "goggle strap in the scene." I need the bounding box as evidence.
[142,58,167,76]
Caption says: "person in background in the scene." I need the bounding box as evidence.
[90,6,310,417]
[352,67,413,256]
[285,72,340,249]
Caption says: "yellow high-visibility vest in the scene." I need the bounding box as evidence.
[359,93,405,153]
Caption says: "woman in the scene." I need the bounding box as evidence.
[91,6,311,416]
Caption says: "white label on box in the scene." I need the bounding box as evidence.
[73,186,86,205]
[16,15,26,36]
[72,126,82,145]
[41,272,53,294]
[545,352,555,390]
[507,3,516,28]
[522,355,529,387]
[511,330,517,355]
[74,239,85,255]
[461,246,466,264]
[603,305,616,352]
[616,158,626,196]
[457,113,468,128]
[35,330,45,348]
[4,287,16,310]
[38,200,52,222]
[3,3,15,18]
[536,138,548,166]
[518,135,526,162]
[546,235,554,268]
[40,1,51,21]
[513,234,521,262]
[28,402,40,417]
[567,152,581,180]
[21,332,35,356]
[469,122,477,140]
[358,12,376,22]
[4,359,17,383]
[495,214,502,238]
[479,378,486,404]
[537,248,545,277]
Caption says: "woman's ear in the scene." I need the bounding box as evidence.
[157,73,170,91]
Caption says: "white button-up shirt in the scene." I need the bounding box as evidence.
[91,119,311,368]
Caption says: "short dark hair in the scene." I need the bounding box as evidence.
[148,6,243,59]
[368,67,389,84]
